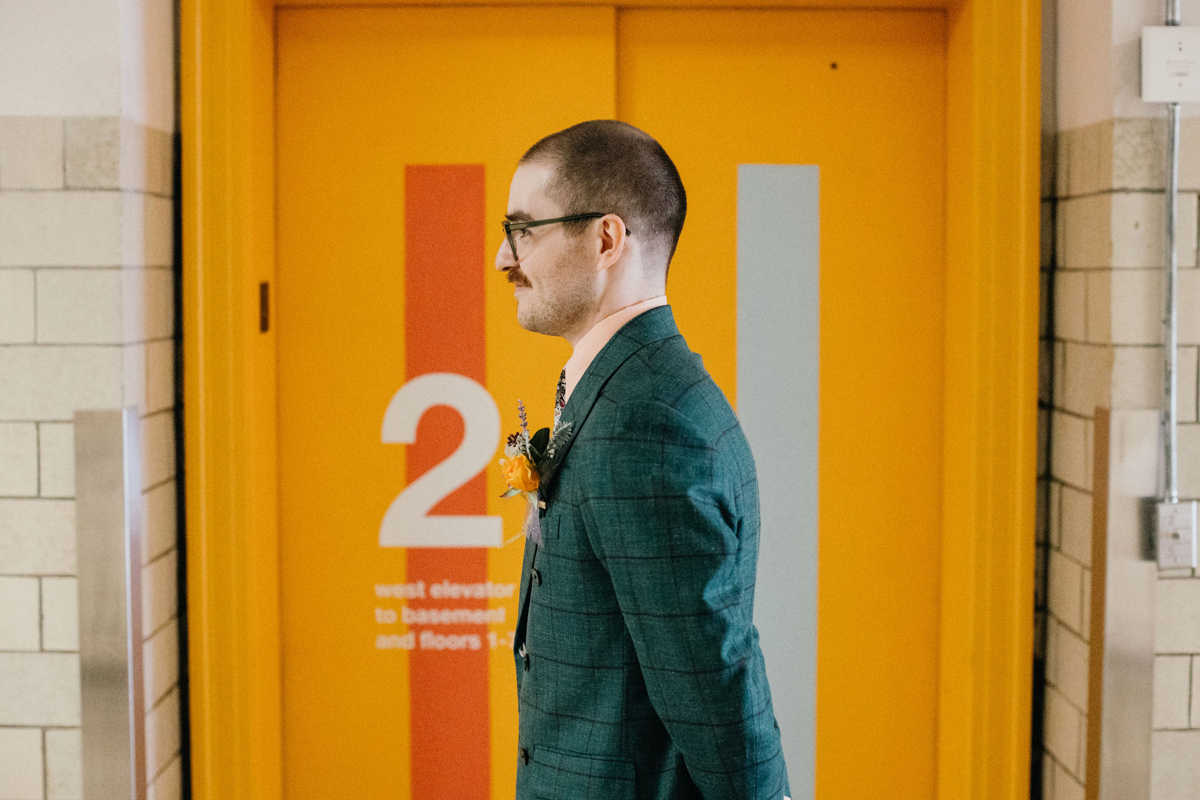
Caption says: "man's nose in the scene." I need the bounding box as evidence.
[495,239,518,270]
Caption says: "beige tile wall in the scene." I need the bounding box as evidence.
[0,116,180,800]
[1043,117,1200,800]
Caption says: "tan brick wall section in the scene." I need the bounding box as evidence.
[1041,116,1200,800]
[0,115,181,800]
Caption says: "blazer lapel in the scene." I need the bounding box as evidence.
[537,305,681,497]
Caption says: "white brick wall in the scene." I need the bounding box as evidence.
[0,192,124,267]
[1152,655,1191,730]
[0,118,63,190]
[36,269,124,344]
[148,755,182,800]
[0,653,80,727]
[0,500,76,575]
[1157,578,1200,654]
[0,347,124,421]
[1044,86,1200,796]
[0,424,38,497]
[1152,730,1200,800]
[0,577,40,651]
[0,270,35,343]
[0,4,180,791]
[1180,425,1200,500]
[0,727,45,800]
[39,578,76,652]
[44,728,80,800]
[36,424,73,499]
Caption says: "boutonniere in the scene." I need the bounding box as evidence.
[499,399,572,543]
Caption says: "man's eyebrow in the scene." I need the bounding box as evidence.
[504,211,533,223]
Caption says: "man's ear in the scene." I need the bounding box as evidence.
[596,214,628,271]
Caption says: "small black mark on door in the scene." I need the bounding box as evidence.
[260,282,270,332]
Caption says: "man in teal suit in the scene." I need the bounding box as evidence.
[495,120,790,800]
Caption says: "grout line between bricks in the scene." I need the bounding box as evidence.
[147,680,181,716]
[34,421,41,498]
[0,185,176,200]
[0,724,79,730]
[142,474,177,495]
[31,266,38,345]
[144,610,179,644]
[148,748,183,787]
[1055,187,1199,202]
[1052,548,1090,572]
[0,265,175,271]
[59,117,66,190]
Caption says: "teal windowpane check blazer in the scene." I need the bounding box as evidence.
[513,305,790,800]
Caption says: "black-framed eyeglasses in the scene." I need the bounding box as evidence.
[502,213,632,262]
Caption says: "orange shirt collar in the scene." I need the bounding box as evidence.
[562,296,668,406]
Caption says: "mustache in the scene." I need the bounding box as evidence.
[506,268,530,288]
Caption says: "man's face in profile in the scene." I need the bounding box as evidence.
[495,161,597,337]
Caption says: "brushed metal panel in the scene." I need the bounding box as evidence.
[1089,408,1156,800]
[75,408,146,800]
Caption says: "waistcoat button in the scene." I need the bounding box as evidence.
[532,568,542,586]
[520,747,530,765]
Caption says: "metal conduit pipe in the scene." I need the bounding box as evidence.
[1148,0,1199,574]
[1163,0,1182,506]
[1153,0,1198,573]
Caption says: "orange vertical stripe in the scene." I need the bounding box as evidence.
[405,164,490,799]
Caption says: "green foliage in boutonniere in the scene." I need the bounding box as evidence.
[498,400,572,498]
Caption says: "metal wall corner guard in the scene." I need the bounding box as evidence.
[75,408,147,800]
[1087,408,1158,800]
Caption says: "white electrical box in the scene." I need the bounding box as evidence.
[1158,500,1199,569]
[1143,26,1200,102]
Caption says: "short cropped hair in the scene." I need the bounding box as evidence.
[520,120,687,274]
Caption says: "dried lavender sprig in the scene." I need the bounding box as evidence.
[515,400,534,457]
[517,399,530,435]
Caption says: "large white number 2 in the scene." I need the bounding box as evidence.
[379,373,502,548]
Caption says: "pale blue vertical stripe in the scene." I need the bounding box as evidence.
[737,164,819,799]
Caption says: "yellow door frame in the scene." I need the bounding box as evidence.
[180,1,1040,798]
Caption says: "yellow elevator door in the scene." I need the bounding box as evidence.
[276,7,944,799]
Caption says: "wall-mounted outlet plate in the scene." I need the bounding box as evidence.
[1143,26,1200,103]
[1158,500,1199,569]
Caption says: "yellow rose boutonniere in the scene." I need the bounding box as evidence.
[499,399,573,544]
[499,453,539,493]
